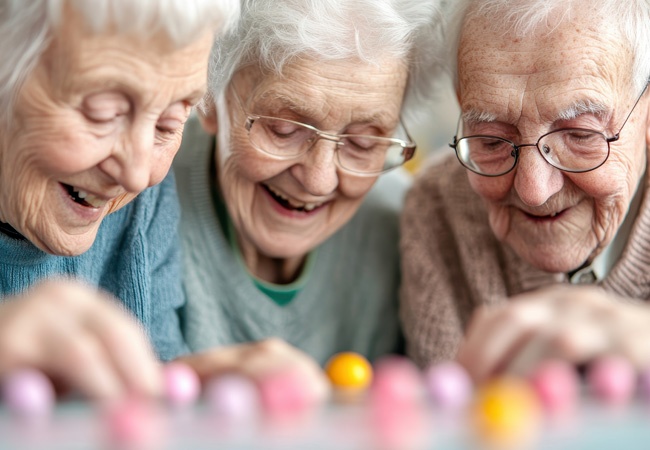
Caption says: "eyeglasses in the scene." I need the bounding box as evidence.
[231,88,416,176]
[449,81,649,177]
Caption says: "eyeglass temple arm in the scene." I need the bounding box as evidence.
[449,114,463,149]
[609,78,650,142]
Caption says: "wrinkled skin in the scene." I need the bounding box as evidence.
[201,57,408,283]
[458,285,650,382]
[0,9,213,256]
[454,5,650,383]
[0,9,214,400]
[0,279,164,399]
[458,14,648,274]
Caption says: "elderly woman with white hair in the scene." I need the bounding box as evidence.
[174,0,444,371]
[0,0,238,399]
[401,0,650,382]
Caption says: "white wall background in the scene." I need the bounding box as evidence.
[405,76,460,174]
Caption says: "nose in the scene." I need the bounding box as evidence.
[289,138,339,196]
[513,144,564,206]
[99,124,155,193]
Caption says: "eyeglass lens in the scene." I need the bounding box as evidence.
[456,128,610,175]
[248,116,410,174]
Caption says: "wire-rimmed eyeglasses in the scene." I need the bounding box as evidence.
[231,88,416,176]
[449,81,649,177]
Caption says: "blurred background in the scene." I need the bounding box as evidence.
[404,75,459,175]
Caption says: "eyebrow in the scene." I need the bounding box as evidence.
[555,99,609,121]
[461,99,610,127]
[461,109,498,125]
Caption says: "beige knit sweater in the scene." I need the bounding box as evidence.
[400,153,650,368]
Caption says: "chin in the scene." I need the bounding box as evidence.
[521,252,585,274]
[509,241,572,273]
[32,231,99,257]
[257,240,314,260]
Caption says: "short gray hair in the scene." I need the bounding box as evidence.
[446,0,650,93]
[206,0,446,118]
[0,0,240,124]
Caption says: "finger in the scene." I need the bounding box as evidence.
[0,293,124,400]
[504,326,565,377]
[179,339,330,403]
[2,280,158,401]
[39,319,125,400]
[177,343,251,380]
[458,301,552,382]
[506,319,614,377]
[82,294,163,398]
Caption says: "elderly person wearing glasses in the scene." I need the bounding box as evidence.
[174,0,444,369]
[401,0,650,381]
[0,0,240,399]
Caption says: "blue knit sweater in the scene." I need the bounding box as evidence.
[0,173,188,360]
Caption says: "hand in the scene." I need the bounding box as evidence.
[178,338,331,405]
[457,284,650,383]
[0,279,163,400]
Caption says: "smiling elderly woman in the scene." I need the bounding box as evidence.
[174,0,444,365]
[401,0,650,381]
[0,0,238,399]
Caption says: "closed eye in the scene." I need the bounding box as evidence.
[81,92,130,124]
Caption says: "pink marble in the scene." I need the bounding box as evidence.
[103,398,164,450]
[637,366,650,401]
[258,370,308,415]
[528,360,579,414]
[1,369,55,419]
[423,361,473,411]
[162,362,201,407]
[370,355,423,408]
[587,356,636,406]
[205,374,260,419]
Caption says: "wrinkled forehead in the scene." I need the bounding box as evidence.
[456,9,633,119]
[230,56,408,125]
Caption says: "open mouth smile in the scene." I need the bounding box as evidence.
[61,183,109,209]
[263,184,326,213]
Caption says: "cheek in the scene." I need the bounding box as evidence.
[12,121,110,176]
[3,134,70,182]
[221,143,291,185]
[15,103,99,162]
[150,139,183,186]
[568,169,631,224]
[467,172,513,201]
[218,150,290,210]
[338,175,376,201]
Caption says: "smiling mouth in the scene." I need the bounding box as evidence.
[524,209,566,220]
[263,184,325,212]
[62,183,108,209]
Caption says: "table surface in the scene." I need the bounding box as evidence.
[1,397,650,450]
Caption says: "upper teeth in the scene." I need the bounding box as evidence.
[550,212,557,217]
[267,185,323,211]
[72,186,107,208]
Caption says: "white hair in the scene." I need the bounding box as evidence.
[0,0,240,124]
[446,0,650,93]
[205,0,446,118]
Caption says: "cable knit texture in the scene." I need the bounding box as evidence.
[400,153,650,367]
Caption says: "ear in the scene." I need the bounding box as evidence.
[197,102,219,135]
